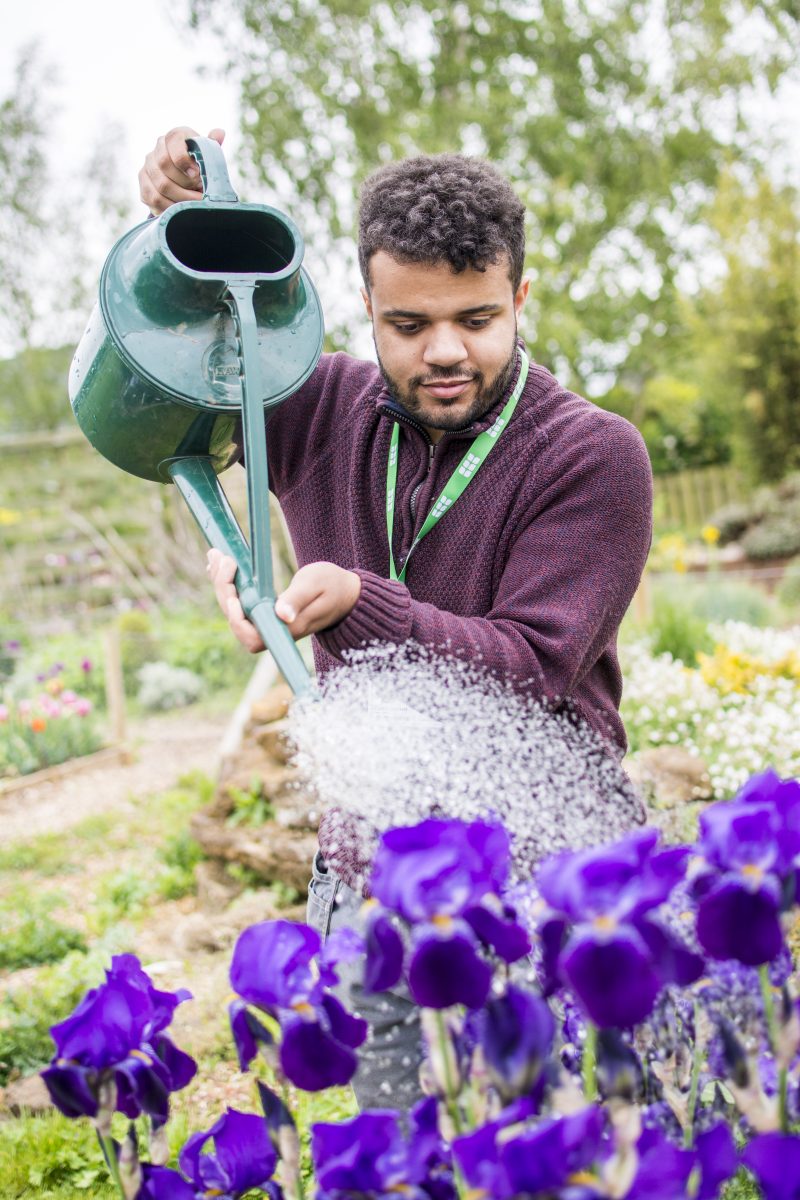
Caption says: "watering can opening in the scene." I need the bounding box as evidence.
[165,207,300,279]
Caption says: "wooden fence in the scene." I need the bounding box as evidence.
[652,464,748,531]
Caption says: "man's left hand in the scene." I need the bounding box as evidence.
[275,562,361,638]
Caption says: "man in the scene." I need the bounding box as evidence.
[140,127,653,1107]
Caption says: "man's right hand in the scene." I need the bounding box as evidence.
[138,126,226,215]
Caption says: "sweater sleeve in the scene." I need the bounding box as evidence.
[317,417,653,706]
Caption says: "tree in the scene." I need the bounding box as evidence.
[0,45,133,430]
[185,0,798,393]
[686,172,800,484]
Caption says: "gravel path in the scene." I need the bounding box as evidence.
[0,711,228,842]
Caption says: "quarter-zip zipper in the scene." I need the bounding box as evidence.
[410,442,436,521]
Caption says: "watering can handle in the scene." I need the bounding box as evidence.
[186,136,239,204]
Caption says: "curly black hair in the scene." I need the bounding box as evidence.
[357,154,526,291]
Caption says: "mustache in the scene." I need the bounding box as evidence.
[413,368,480,387]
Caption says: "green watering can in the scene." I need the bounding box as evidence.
[69,137,323,695]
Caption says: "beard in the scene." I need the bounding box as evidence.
[375,334,519,432]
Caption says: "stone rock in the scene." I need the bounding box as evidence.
[1,1073,54,1117]
[173,911,231,954]
[626,747,713,809]
[190,811,317,892]
[252,719,296,765]
[195,859,244,913]
[250,684,293,726]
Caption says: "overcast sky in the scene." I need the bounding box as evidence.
[1,0,241,211]
[3,0,798,364]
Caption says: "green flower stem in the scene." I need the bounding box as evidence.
[759,964,788,1133]
[582,1021,598,1102]
[684,1000,703,1148]
[434,1010,463,1136]
[97,1129,126,1198]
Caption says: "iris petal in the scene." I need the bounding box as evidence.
[408,926,492,1010]
[562,926,662,1027]
[696,878,784,966]
[364,911,405,993]
[41,1064,99,1119]
[280,1014,359,1091]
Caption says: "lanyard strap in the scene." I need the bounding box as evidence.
[386,349,529,583]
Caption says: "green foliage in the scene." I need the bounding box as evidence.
[741,508,800,561]
[187,0,796,407]
[157,607,250,693]
[226,776,275,827]
[0,948,108,1084]
[156,830,205,900]
[647,586,715,666]
[709,502,754,546]
[0,888,86,970]
[0,345,74,433]
[777,557,800,611]
[687,174,800,485]
[117,610,160,686]
[88,870,155,936]
[685,580,773,628]
[0,1110,118,1198]
[0,831,74,876]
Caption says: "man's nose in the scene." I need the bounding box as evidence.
[422,324,468,367]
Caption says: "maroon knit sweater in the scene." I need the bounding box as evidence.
[262,348,653,886]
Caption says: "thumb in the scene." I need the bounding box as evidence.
[207,127,226,145]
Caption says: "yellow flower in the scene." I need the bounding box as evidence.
[701,524,721,545]
[0,507,21,526]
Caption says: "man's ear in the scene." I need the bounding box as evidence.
[514,277,530,319]
[360,285,373,319]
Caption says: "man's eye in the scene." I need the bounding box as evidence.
[464,318,492,329]
[394,323,422,335]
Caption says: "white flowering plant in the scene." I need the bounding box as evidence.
[621,620,800,797]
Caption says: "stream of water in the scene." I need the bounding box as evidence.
[288,645,644,882]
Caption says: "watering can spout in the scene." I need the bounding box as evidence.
[69,137,324,697]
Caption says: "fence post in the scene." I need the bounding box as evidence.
[103,626,128,755]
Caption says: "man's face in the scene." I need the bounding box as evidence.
[362,251,530,440]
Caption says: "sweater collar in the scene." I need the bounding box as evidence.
[375,341,527,444]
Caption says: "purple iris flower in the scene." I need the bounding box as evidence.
[454,1105,607,1199]
[537,829,703,1027]
[472,984,554,1102]
[626,1122,736,1200]
[228,920,367,1091]
[230,921,322,1011]
[312,1099,456,1199]
[743,1132,800,1200]
[690,770,800,966]
[41,955,194,1122]
[367,819,529,1010]
[137,1109,283,1198]
[370,819,510,921]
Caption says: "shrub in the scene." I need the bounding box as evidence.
[157,608,248,693]
[686,579,772,627]
[646,587,714,665]
[117,609,160,686]
[741,508,800,560]
[136,661,203,711]
[706,501,752,545]
[778,556,800,610]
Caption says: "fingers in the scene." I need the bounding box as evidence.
[275,567,326,630]
[138,124,225,215]
[206,549,264,653]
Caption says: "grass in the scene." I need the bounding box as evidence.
[0,887,87,970]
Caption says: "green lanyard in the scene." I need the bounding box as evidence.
[386,349,529,582]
